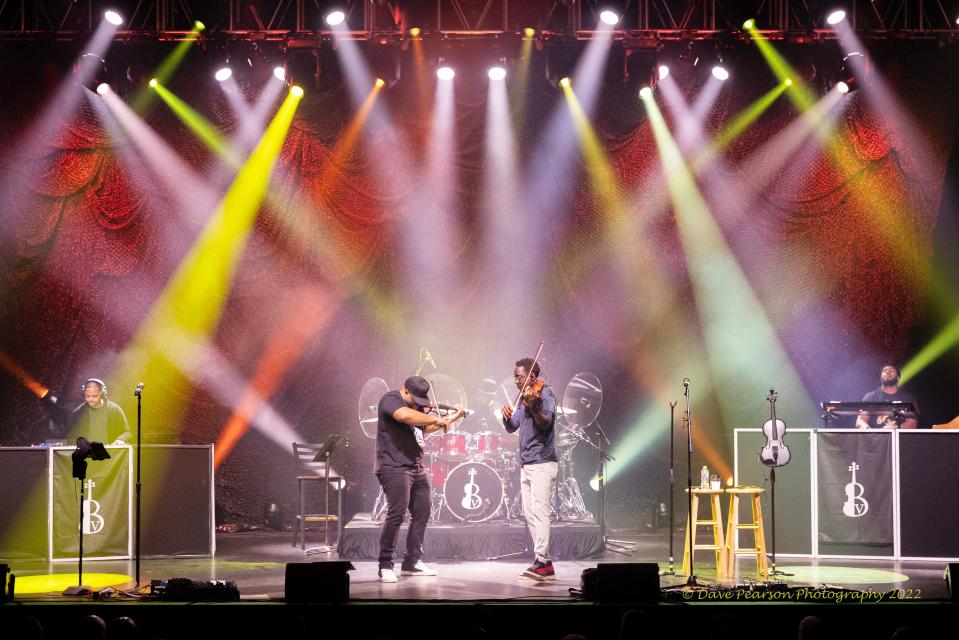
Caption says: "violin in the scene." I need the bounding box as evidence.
[521,378,546,408]
[759,388,790,467]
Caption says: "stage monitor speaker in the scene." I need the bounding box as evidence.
[946,563,959,601]
[285,561,355,603]
[581,563,660,603]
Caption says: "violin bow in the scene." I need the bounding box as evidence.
[512,340,545,411]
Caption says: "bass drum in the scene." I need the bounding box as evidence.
[443,462,504,523]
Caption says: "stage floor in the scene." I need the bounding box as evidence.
[4,528,951,602]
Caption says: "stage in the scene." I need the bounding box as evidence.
[2,529,955,638]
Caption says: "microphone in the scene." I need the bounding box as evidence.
[134,383,145,396]
[682,378,690,387]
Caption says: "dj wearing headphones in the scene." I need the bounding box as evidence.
[69,378,131,444]
[855,363,920,429]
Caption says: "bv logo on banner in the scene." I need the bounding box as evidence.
[817,433,892,547]
[841,462,869,518]
[81,479,106,534]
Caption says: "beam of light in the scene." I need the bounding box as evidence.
[150,81,236,164]
[214,287,341,467]
[99,88,219,218]
[130,20,204,113]
[713,79,791,151]
[0,349,50,398]
[900,312,959,383]
[106,89,303,433]
[745,22,816,111]
[643,89,814,444]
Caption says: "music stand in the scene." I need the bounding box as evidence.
[306,434,345,554]
[66,438,110,596]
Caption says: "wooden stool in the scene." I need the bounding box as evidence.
[724,486,768,578]
[682,487,728,578]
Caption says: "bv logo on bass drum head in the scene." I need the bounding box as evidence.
[443,462,504,522]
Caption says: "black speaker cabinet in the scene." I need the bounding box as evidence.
[285,561,355,603]
[583,563,660,603]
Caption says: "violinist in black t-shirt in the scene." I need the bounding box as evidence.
[855,363,919,429]
[374,375,465,583]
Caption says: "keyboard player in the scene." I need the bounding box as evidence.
[855,363,919,429]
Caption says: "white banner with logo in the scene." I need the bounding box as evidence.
[51,446,132,560]
[817,432,893,546]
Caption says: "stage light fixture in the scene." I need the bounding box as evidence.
[409,27,422,38]
[104,10,123,26]
[96,82,110,95]
[488,66,506,80]
[214,67,232,82]
[599,10,620,26]
[826,10,846,25]
[291,85,304,97]
[375,78,385,88]
[194,20,205,31]
[523,27,536,39]
[837,81,850,94]
[326,10,346,26]
[658,65,669,80]
[148,78,158,88]
[639,86,652,99]
[273,66,286,81]
[784,78,793,86]
[437,66,455,80]
[743,18,756,29]
[712,65,729,81]
[836,51,864,94]
[559,77,571,88]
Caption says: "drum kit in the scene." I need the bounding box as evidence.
[361,370,604,525]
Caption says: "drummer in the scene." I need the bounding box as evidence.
[501,358,558,582]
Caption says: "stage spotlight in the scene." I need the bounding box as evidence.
[837,81,850,94]
[784,78,793,86]
[712,65,729,81]
[826,9,846,25]
[375,78,385,88]
[96,82,110,95]
[437,66,455,80]
[215,67,232,82]
[658,65,669,80]
[409,27,421,38]
[523,27,536,39]
[488,66,506,81]
[195,20,205,30]
[291,85,304,97]
[148,78,158,88]
[273,66,286,81]
[326,10,346,26]
[639,86,652,99]
[599,10,620,26]
[742,18,756,29]
[104,10,123,26]
[836,51,864,93]
[559,77,571,88]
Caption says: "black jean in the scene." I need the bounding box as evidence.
[377,467,431,569]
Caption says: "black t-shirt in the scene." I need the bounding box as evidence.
[861,387,919,427]
[375,390,423,473]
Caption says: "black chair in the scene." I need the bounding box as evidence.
[291,442,344,551]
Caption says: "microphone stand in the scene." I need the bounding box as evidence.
[594,420,635,554]
[662,401,678,576]
[683,380,698,587]
[134,384,143,590]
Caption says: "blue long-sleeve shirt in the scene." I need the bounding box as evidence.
[503,384,557,466]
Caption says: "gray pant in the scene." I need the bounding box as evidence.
[520,461,558,563]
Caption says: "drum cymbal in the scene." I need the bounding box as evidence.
[556,406,577,415]
[358,377,390,439]
[562,372,602,428]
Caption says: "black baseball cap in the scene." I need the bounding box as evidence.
[404,376,431,408]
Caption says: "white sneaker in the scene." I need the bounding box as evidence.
[400,561,437,576]
[379,568,398,583]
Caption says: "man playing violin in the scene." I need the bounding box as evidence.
[376,375,465,583]
[502,358,558,581]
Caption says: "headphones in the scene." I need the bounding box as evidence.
[81,378,108,400]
